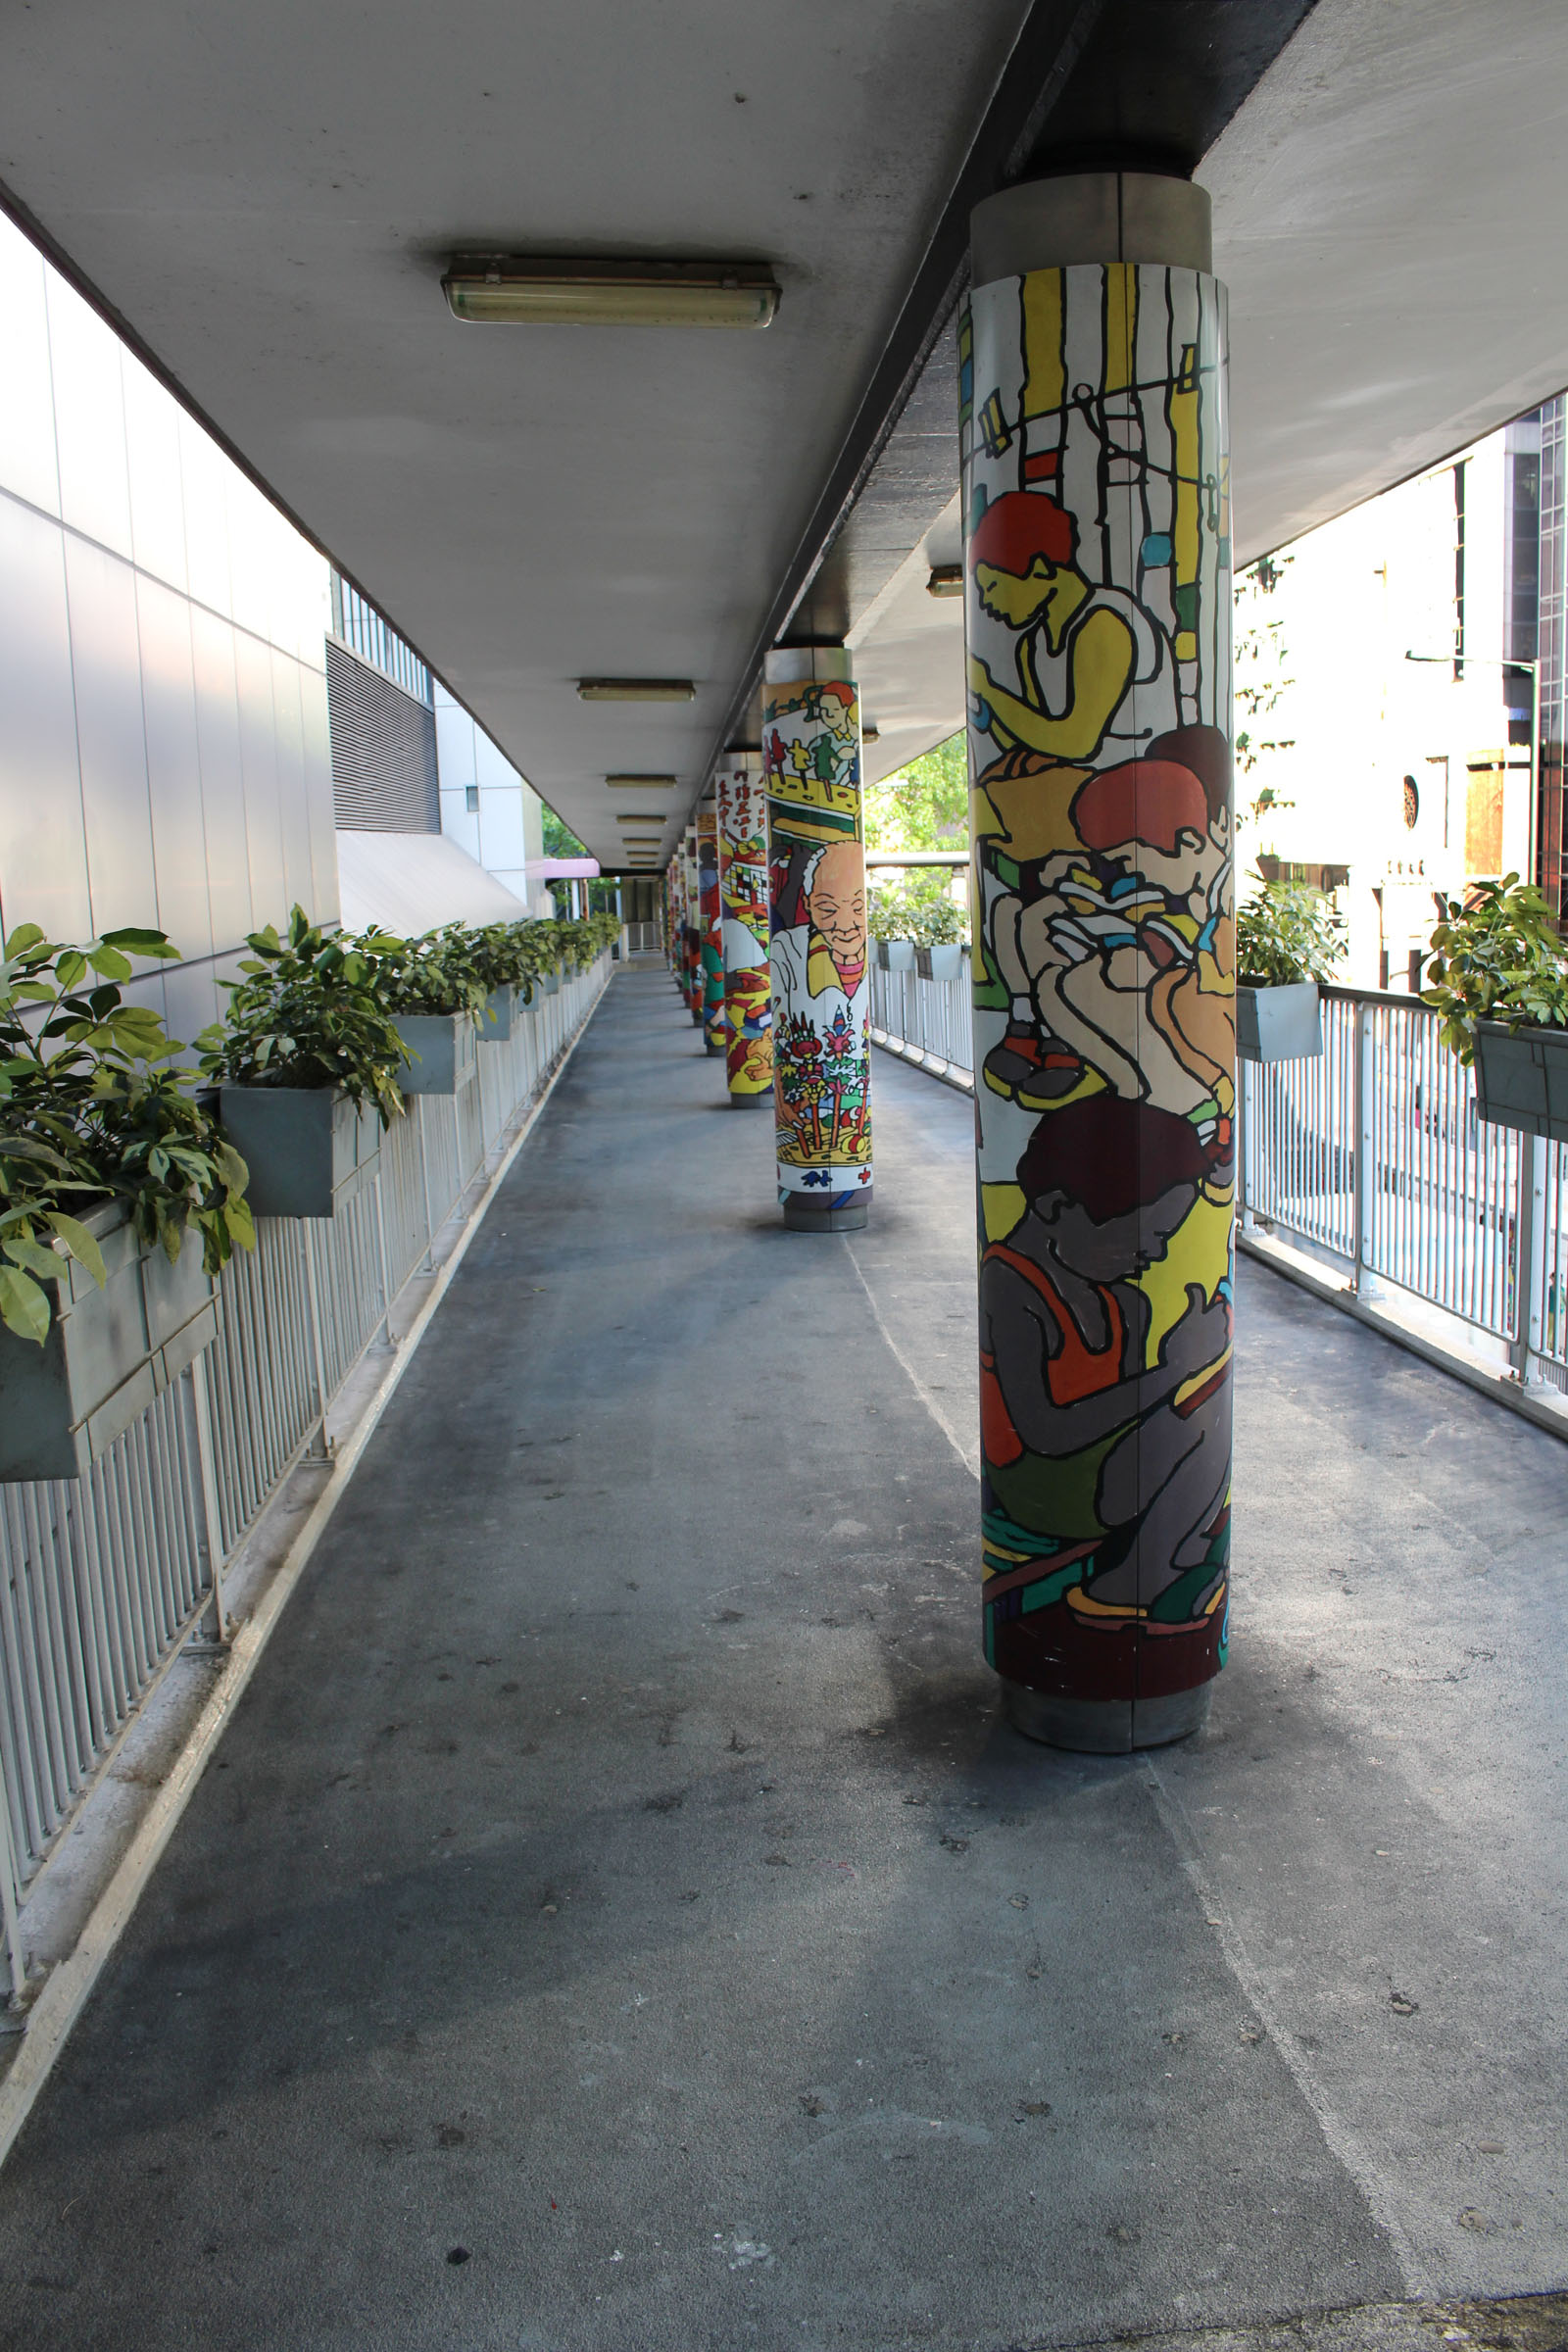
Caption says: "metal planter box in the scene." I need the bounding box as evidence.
[541,969,562,998]
[1474,1018,1568,1142]
[483,985,516,1041]
[0,1201,220,1482]
[881,940,916,973]
[916,944,963,982]
[219,1086,380,1219]
[393,1012,478,1097]
[1237,981,1323,1063]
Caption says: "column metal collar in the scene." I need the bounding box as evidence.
[971,172,1212,286]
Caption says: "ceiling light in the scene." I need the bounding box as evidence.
[578,678,695,704]
[443,258,779,330]
[861,724,879,743]
[927,564,963,598]
[606,773,678,788]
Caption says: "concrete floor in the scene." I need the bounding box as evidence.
[0,969,1564,2352]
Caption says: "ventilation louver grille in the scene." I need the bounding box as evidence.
[327,638,439,832]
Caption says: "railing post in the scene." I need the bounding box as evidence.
[187,1354,232,1644]
[0,1749,27,2012]
[1510,1131,1546,1380]
[371,1165,396,1346]
[300,1223,334,1461]
[1352,998,1376,1298]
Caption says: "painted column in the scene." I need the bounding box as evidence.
[715,757,773,1102]
[762,648,873,1230]
[697,798,725,1055]
[962,174,1234,1752]
[682,818,704,1024]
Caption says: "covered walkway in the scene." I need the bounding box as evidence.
[1,971,1565,2349]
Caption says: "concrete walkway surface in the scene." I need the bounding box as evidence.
[0,969,1564,2352]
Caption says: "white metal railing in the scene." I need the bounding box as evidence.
[1240,986,1568,1394]
[867,949,975,1084]
[0,954,611,1996]
[868,961,1568,1400]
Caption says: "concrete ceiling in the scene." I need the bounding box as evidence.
[4,1,1568,858]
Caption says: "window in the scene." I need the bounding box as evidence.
[466,785,479,812]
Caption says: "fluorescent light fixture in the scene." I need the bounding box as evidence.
[444,258,779,330]
[927,564,963,598]
[578,678,695,704]
[606,773,677,788]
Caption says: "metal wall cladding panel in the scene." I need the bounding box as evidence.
[63,534,158,938]
[473,728,519,793]
[439,791,482,861]
[162,954,220,1048]
[434,696,477,790]
[121,347,188,596]
[326,640,439,833]
[0,223,60,515]
[299,661,340,926]
[135,571,214,962]
[233,630,287,933]
[478,785,527,869]
[0,495,92,941]
[189,607,253,950]
[224,471,277,648]
[270,649,316,917]
[44,275,133,563]
[177,415,233,621]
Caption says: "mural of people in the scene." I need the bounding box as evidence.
[715,761,773,1102]
[763,659,873,1224]
[697,802,725,1054]
[962,255,1233,1721]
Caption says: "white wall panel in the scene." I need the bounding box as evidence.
[189,607,253,947]
[478,786,526,869]
[434,695,477,789]
[178,416,233,620]
[45,275,133,561]
[473,728,518,794]
[63,535,158,938]
[122,348,188,596]
[233,631,287,933]
[136,572,213,962]
[270,650,315,917]
[0,224,60,516]
[439,789,481,861]
[0,495,91,941]
[299,662,339,926]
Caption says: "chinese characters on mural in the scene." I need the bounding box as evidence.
[715,763,773,1101]
[962,260,1235,1710]
[763,667,873,1215]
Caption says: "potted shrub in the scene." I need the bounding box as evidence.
[377,926,488,1096]
[198,906,408,1218]
[1,921,253,1480]
[1423,873,1568,1140]
[912,891,967,982]
[1235,873,1342,1061]
[464,921,541,1040]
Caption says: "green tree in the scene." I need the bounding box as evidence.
[541,804,588,859]
[863,731,967,853]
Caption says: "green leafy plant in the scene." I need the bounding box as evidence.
[1,923,253,1344]
[374,925,491,1022]
[867,872,966,948]
[1235,872,1344,989]
[197,906,411,1122]
[1421,874,1568,1065]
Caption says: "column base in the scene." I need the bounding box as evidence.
[727,1092,769,1106]
[782,1194,871,1233]
[705,1039,726,1057]
[689,1008,705,1026]
[1001,1677,1211,1755]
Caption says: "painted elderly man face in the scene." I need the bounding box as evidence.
[806,842,866,989]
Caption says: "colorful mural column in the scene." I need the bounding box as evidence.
[682,818,704,1025]
[962,174,1235,1753]
[762,648,873,1230]
[697,798,725,1055]
[715,757,773,1103]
